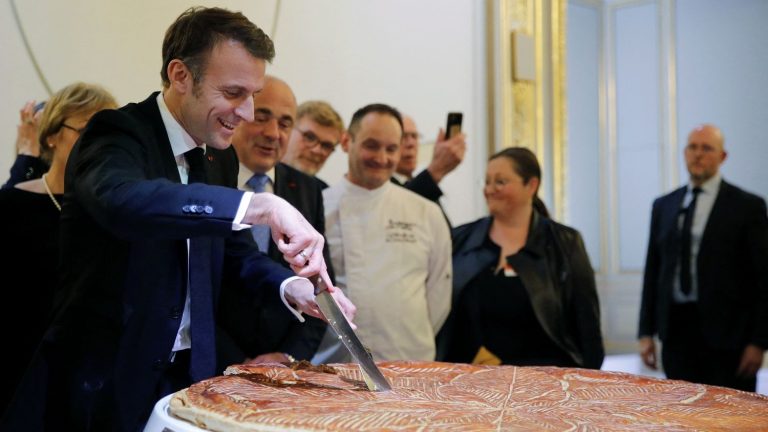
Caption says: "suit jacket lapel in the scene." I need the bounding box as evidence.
[135,92,182,183]
[274,163,301,204]
[699,180,730,254]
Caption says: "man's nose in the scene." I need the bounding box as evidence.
[236,97,255,123]
[263,118,280,139]
[372,148,389,165]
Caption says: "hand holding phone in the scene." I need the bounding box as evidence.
[427,112,466,183]
[445,112,463,139]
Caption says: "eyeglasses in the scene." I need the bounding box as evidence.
[61,123,85,135]
[484,177,522,190]
[685,143,718,154]
[402,131,421,140]
[295,128,337,153]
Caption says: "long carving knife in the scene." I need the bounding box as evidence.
[311,276,391,391]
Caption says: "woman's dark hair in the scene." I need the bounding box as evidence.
[489,147,550,218]
[160,7,275,88]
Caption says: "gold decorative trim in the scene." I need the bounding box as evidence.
[487,0,567,220]
[552,0,567,221]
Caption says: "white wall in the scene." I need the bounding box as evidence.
[675,0,768,190]
[0,0,486,226]
[567,0,768,352]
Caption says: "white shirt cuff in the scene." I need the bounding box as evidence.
[280,276,306,322]
[232,191,254,230]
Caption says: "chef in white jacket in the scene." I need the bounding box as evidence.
[312,103,452,363]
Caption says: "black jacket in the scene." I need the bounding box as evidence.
[436,212,604,369]
[216,161,331,367]
[638,180,768,349]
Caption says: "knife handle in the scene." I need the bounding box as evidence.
[308,274,328,295]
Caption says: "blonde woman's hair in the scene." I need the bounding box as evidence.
[37,82,118,163]
[296,100,344,135]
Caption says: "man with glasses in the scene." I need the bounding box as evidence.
[392,114,466,226]
[217,75,332,369]
[638,123,768,392]
[282,100,345,189]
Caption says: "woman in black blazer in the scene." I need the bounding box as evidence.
[437,147,604,369]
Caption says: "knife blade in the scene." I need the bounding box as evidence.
[311,276,391,391]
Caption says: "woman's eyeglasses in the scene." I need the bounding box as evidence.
[61,124,85,135]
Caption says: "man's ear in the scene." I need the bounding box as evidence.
[340,132,352,153]
[166,59,193,94]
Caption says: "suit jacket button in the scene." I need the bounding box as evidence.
[204,205,213,214]
[182,205,191,213]
[170,306,182,319]
[153,359,166,371]
[189,205,198,213]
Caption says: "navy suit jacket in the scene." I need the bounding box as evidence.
[217,161,330,366]
[3,93,294,431]
[638,180,768,350]
[1,155,48,189]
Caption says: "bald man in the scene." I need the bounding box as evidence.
[638,124,768,392]
[216,76,333,368]
[391,115,466,226]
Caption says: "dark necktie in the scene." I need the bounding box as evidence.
[185,147,207,184]
[246,173,272,252]
[679,187,702,295]
[184,147,215,380]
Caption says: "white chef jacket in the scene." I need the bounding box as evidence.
[312,178,452,363]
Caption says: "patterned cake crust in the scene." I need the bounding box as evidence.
[169,361,768,431]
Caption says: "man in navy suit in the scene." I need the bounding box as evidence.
[638,124,768,392]
[2,7,354,431]
[217,75,331,367]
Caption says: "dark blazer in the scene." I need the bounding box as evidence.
[391,169,451,227]
[1,154,49,189]
[217,162,330,366]
[638,180,768,350]
[392,169,443,202]
[436,213,605,369]
[3,93,294,431]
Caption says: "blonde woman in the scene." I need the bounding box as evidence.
[0,82,117,411]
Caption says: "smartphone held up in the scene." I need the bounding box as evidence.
[445,112,463,139]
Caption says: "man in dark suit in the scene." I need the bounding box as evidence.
[391,114,466,226]
[638,124,768,392]
[217,75,331,368]
[2,8,354,431]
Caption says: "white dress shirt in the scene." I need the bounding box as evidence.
[155,93,301,352]
[674,172,722,303]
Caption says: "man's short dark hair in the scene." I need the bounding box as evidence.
[160,7,275,87]
[347,103,403,139]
